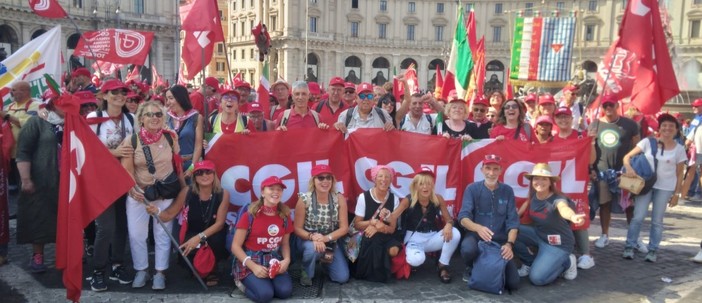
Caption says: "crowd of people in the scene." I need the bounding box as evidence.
[3,68,702,303]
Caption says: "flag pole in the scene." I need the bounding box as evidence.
[175,0,181,84]
[201,46,210,132]
[65,16,99,72]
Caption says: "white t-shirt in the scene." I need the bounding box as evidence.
[400,113,435,135]
[354,190,400,218]
[87,111,135,149]
[637,138,687,191]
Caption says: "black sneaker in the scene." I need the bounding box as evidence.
[109,265,133,284]
[85,245,94,257]
[90,271,107,292]
[462,266,472,282]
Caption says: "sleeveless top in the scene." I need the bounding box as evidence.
[169,114,198,170]
[362,190,395,223]
[403,198,441,233]
[184,191,224,238]
[300,192,339,235]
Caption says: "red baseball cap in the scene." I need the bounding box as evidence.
[311,164,333,177]
[473,95,489,107]
[234,81,251,90]
[247,102,263,113]
[601,94,618,105]
[261,176,287,190]
[538,94,555,105]
[193,160,216,174]
[525,93,537,103]
[308,82,321,95]
[483,154,502,166]
[126,91,142,100]
[205,77,220,89]
[563,85,578,93]
[329,77,345,87]
[692,98,702,107]
[344,82,356,91]
[71,67,91,78]
[100,79,128,93]
[414,166,435,179]
[357,82,373,94]
[554,106,573,117]
[535,115,554,125]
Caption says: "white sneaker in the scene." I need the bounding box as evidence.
[563,254,578,280]
[132,270,150,288]
[518,264,531,277]
[693,250,702,263]
[635,240,649,254]
[577,255,595,270]
[594,234,609,248]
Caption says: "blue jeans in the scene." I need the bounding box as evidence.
[515,225,571,286]
[241,272,292,303]
[299,239,349,283]
[626,189,673,252]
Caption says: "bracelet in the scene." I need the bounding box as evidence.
[156,208,161,216]
[242,256,251,267]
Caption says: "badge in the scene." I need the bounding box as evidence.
[547,234,562,246]
[268,224,280,236]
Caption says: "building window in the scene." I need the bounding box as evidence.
[525,3,534,16]
[380,0,387,11]
[585,25,595,41]
[241,0,244,9]
[232,1,236,11]
[588,0,597,11]
[495,3,503,14]
[216,62,225,72]
[73,0,82,8]
[232,22,237,37]
[437,3,444,13]
[134,0,144,14]
[250,48,254,59]
[407,25,415,41]
[241,49,245,59]
[409,2,416,13]
[435,25,444,41]
[233,50,236,60]
[492,26,502,42]
[240,21,245,36]
[309,17,318,33]
[379,23,387,39]
[217,43,224,54]
[556,2,565,10]
[250,20,255,34]
[250,0,254,7]
[270,16,277,31]
[692,20,701,38]
[352,0,358,9]
[465,3,474,12]
[351,22,359,38]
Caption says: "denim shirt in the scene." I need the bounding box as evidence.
[457,181,519,242]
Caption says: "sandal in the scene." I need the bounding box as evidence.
[438,265,452,284]
[206,274,219,287]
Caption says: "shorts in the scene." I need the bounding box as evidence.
[597,180,613,205]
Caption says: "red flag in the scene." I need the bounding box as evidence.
[125,65,141,82]
[505,67,514,100]
[465,9,478,56]
[181,0,225,80]
[151,64,164,89]
[393,77,404,104]
[473,37,486,100]
[405,65,419,95]
[28,0,67,19]
[434,65,444,99]
[54,94,135,302]
[596,0,679,115]
[92,61,123,76]
[74,29,154,66]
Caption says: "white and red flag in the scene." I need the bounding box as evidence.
[54,94,135,302]
[73,29,154,66]
[596,0,679,114]
[180,0,225,80]
[28,0,67,19]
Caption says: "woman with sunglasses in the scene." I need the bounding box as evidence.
[377,93,397,128]
[515,163,584,285]
[121,101,185,290]
[209,89,249,135]
[84,79,137,291]
[490,99,532,142]
[232,176,294,303]
[294,164,349,286]
[146,160,229,286]
[166,85,204,174]
[125,91,142,114]
[352,165,402,282]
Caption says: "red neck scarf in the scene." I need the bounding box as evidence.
[139,127,163,145]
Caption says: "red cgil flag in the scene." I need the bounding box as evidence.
[434,64,444,99]
[181,0,225,80]
[596,0,679,115]
[54,93,135,302]
[28,0,67,19]
[74,29,154,66]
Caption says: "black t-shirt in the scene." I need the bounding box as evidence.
[467,121,492,139]
[442,120,472,138]
[588,117,639,171]
[528,194,575,253]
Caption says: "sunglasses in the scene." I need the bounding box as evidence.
[143,111,164,118]
[109,89,128,96]
[316,175,333,181]
[602,103,616,109]
[473,108,487,113]
[126,99,140,104]
[344,91,355,95]
[194,169,215,177]
[358,93,374,100]
[504,104,520,110]
[485,154,502,162]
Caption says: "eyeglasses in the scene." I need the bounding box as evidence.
[484,154,501,162]
[504,104,520,110]
[143,111,164,118]
[126,99,139,104]
[316,175,333,181]
[473,108,487,113]
[358,93,374,100]
[222,95,238,102]
[109,89,128,96]
[194,169,214,177]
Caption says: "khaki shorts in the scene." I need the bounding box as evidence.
[598,180,613,205]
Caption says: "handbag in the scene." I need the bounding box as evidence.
[391,205,428,280]
[618,175,645,195]
[193,243,215,277]
[621,137,659,196]
[140,136,182,201]
[343,194,389,263]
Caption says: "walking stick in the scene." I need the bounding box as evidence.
[135,188,208,290]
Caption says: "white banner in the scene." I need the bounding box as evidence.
[0,25,63,105]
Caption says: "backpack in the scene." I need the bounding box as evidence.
[624,137,660,196]
[468,241,508,295]
[130,131,174,150]
[344,107,387,128]
[96,110,134,136]
[280,109,320,126]
[225,203,289,252]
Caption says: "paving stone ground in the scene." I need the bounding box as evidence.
[2,195,702,302]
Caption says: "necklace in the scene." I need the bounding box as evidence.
[199,194,214,226]
[370,188,388,203]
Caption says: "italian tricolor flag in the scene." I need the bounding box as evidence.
[510,17,575,82]
[442,7,473,100]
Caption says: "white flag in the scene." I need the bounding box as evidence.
[0,25,63,105]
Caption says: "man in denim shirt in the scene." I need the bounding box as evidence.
[458,154,520,290]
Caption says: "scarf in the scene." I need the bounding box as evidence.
[139,127,163,145]
[168,109,198,130]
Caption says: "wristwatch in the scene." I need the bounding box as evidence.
[198,232,207,243]
[327,235,333,242]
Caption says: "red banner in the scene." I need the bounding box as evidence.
[461,139,592,229]
[29,0,68,19]
[74,29,154,65]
